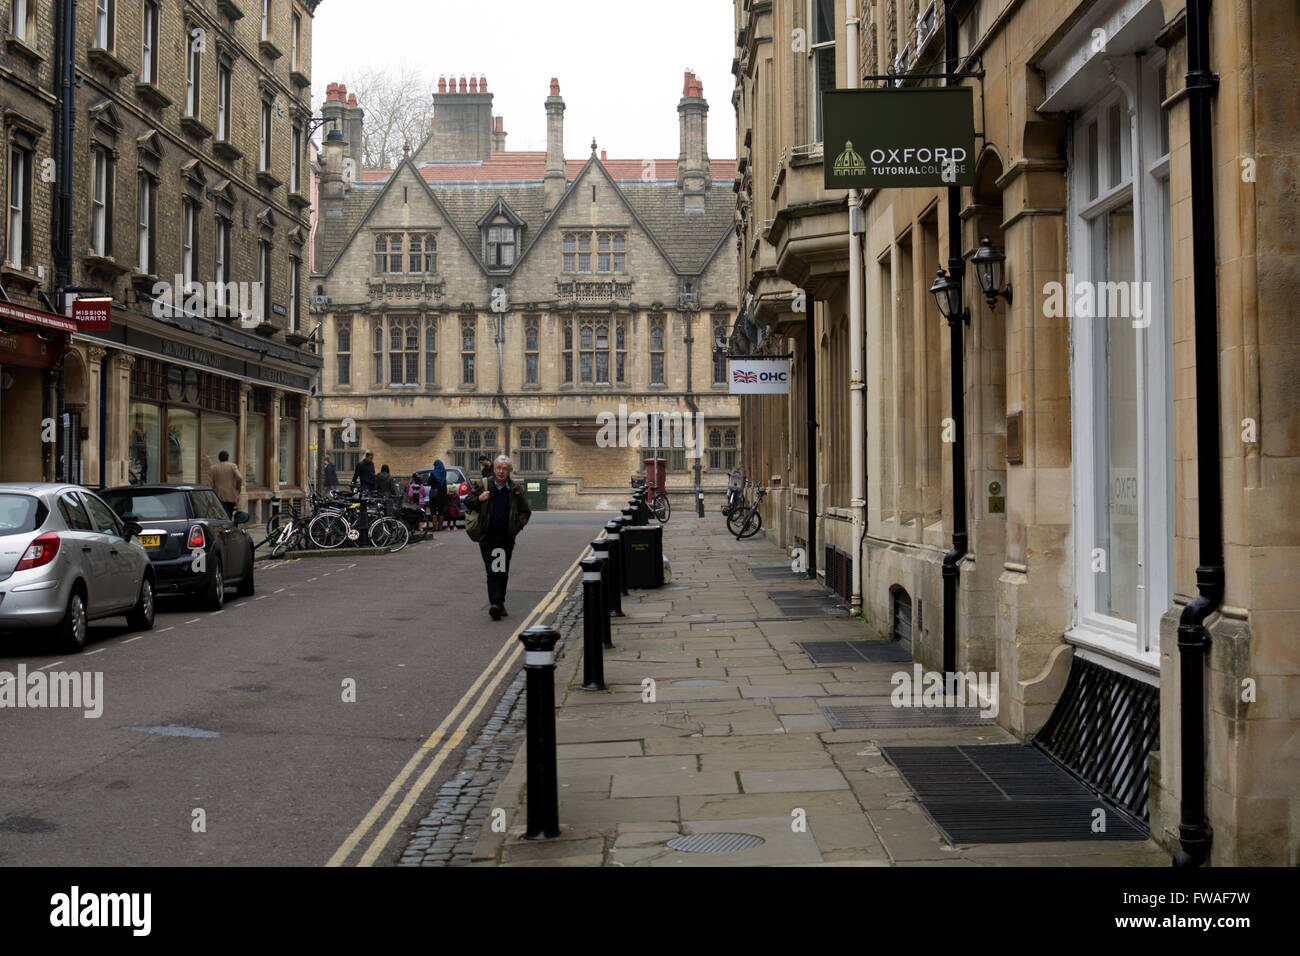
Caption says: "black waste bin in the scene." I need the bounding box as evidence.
[622,524,663,589]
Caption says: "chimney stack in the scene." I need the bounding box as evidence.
[492,115,507,153]
[427,72,494,161]
[346,91,364,169]
[676,70,710,212]
[544,78,566,213]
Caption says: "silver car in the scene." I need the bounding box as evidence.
[0,484,155,652]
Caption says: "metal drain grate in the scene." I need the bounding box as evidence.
[882,745,1149,844]
[797,641,911,664]
[667,832,765,853]
[749,567,802,580]
[822,705,994,729]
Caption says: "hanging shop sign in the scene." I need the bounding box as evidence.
[73,297,112,331]
[729,358,791,395]
[823,87,976,189]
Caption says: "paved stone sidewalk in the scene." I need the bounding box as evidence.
[469,519,1168,867]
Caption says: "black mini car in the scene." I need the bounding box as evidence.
[101,485,254,609]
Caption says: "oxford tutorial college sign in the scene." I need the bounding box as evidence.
[823,87,976,189]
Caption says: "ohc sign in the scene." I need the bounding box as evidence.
[729,359,791,394]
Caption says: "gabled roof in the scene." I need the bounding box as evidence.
[316,155,485,276]
[322,148,736,279]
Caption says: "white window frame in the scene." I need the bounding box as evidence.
[186,30,201,118]
[137,172,152,273]
[217,61,231,141]
[290,11,300,71]
[11,0,31,42]
[7,148,27,268]
[290,124,301,193]
[91,149,110,256]
[1066,52,1172,671]
[288,256,299,332]
[808,0,836,143]
[141,1,158,84]
[260,100,272,172]
[261,0,271,42]
[95,0,113,50]
[181,199,197,286]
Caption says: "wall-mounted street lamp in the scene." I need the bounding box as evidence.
[929,268,969,325]
[972,235,1012,310]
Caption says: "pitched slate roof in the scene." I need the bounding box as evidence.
[332,151,736,278]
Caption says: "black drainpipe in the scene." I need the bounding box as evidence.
[1173,0,1223,869]
[805,311,817,580]
[940,0,969,675]
[52,0,77,484]
[683,309,704,517]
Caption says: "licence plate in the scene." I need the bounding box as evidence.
[139,535,162,547]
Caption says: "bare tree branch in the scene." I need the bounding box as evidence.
[343,65,435,169]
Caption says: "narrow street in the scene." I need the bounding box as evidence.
[0,513,604,867]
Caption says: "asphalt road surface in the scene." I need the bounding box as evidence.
[0,511,606,866]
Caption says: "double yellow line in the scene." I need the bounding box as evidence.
[327,551,586,867]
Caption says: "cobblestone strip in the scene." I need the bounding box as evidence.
[397,588,583,867]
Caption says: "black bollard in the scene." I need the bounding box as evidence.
[604,521,625,617]
[590,537,614,647]
[580,556,606,691]
[519,625,561,839]
[619,510,635,596]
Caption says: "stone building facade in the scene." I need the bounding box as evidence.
[311,73,739,507]
[735,0,1298,865]
[1,0,321,520]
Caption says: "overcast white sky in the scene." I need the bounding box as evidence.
[311,0,737,162]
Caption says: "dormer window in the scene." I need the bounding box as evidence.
[478,199,525,271]
[487,224,516,268]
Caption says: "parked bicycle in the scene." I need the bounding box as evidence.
[630,475,670,523]
[731,486,768,539]
[307,495,410,553]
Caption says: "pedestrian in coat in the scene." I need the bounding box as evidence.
[376,464,398,499]
[323,457,339,493]
[353,452,376,495]
[209,450,243,518]
[466,455,532,620]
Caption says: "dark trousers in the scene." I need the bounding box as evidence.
[223,501,236,518]
[479,533,515,607]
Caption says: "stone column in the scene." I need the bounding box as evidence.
[105,353,135,487]
[86,346,107,486]
[269,389,283,500]
[238,383,252,515]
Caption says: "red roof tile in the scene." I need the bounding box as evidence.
[355,151,734,185]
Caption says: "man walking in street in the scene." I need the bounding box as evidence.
[323,457,339,494]
[478,454,493,479]
[352,451,376,496]
[466,455,532,620]
[210,450,243,518]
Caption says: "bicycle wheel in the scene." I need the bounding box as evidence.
[270,523,296,558]
[308,511,349,549]
[736,510,763,539]
[726,508,748,535]
[652,492,670,523]
[369,516,409,553]
[266,510,295,538]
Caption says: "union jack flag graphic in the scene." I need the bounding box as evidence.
[733,369,758,384]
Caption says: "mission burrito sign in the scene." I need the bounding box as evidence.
[823,87,975,189]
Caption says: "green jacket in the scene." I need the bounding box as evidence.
[466,477,532,540]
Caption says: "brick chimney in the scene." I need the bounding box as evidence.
[544,78,566,213]
[345,91,364,169]
[492,115,507,152]
[676,70,710,212]
[428,73,494,161]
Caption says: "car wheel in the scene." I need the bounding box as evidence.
[125,577,155,632]
[236,547,255,596]
[55,589,88,653]
[203,558,224,611]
